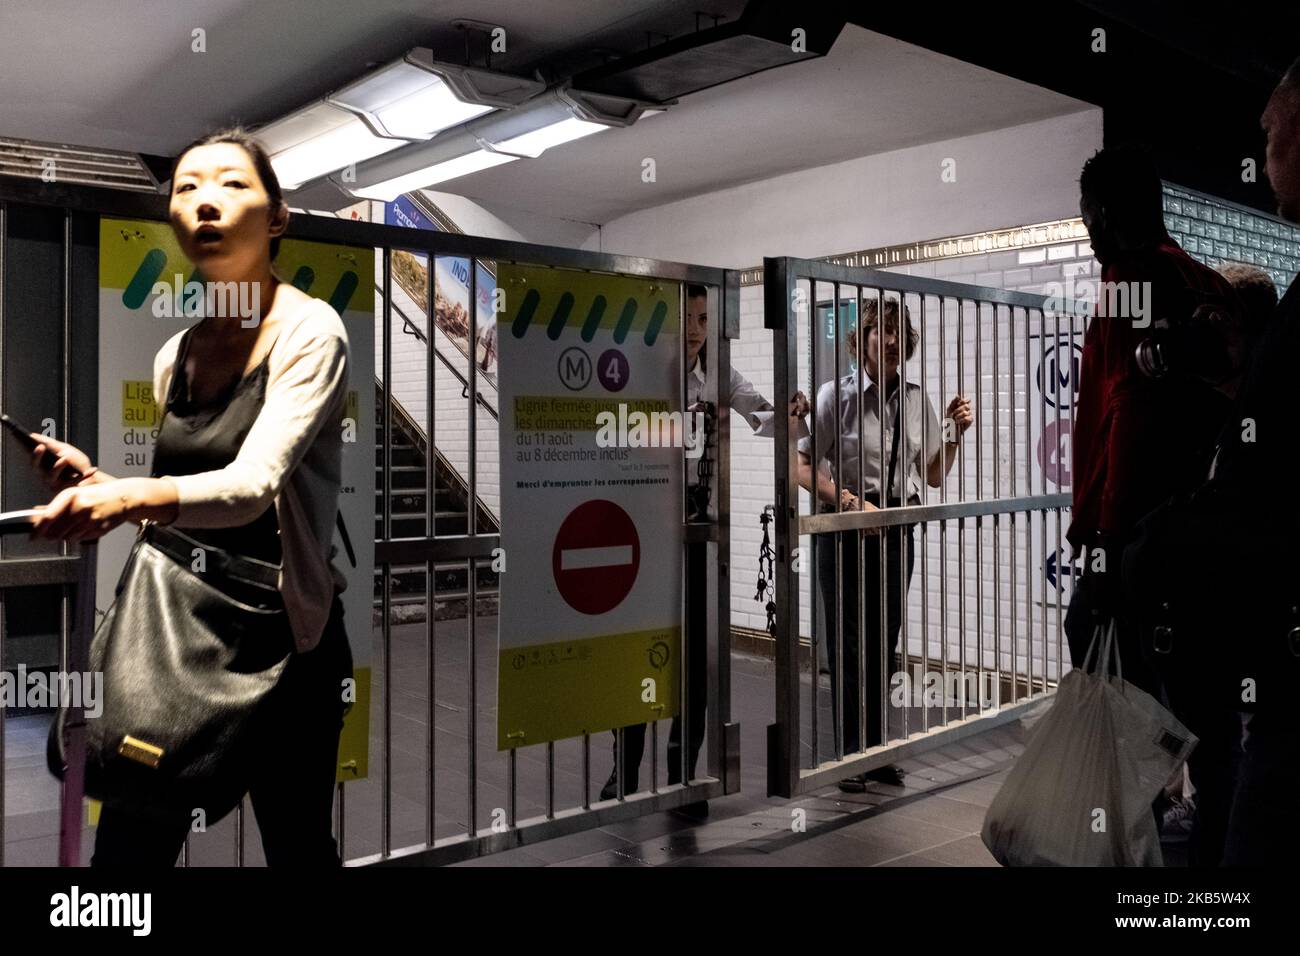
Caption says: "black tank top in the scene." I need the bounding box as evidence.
[151,323,283,565]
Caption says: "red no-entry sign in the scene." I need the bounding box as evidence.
[552,499,641,615]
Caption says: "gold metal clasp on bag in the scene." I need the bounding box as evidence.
[118,735,164,768]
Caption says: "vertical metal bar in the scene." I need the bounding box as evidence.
[466,257,479,833]
[235,799,244,867]
[1,203,9,865]
[806,278,820,770]
[678,280,689,788]
[854,285,866,757]
[650,716,659,792]
[992,302,1001,711]
[824,282,842,760]
[381,246,393,857]
[582,733,591,809]
[1053,306,1064,681]
[957,299,966,721]
[938,296,948,727]
[919,293,929,733]
[59,211,71,680]
[508,749,517,828]
[1009,307,1018,705]
[1024,303,1034,696]
[425,249,437,846]
[714,273,737,791]
[897,292,909,740]
[876,287,887,746]
[615,726,626,800]
[767,257,800,797]
[545,742,555,819]
[182,835,190,867]
[974,300,983,719]
[1037,308,1048,693]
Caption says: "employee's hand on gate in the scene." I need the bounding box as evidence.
[790,390,810,420]
[838,489,882,535]
[946,395,974,436]
[28,434,96,491]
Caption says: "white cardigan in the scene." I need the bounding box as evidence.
[152,297,352,652]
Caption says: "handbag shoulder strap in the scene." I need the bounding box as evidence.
[335,511,356,568]
[885,383,905,500]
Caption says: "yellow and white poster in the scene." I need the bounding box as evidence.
[96,217,375,781]
[496,263,683,749]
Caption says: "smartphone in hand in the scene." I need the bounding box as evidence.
[0,414,88,484]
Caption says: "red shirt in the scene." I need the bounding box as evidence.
[1067,235,1233,549]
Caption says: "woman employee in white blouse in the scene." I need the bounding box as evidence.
[28,128,352,867]
[797,297,972,792]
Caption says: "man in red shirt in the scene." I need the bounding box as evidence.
[1065,146,1235,693]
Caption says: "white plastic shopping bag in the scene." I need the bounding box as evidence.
[981,622,1197,866]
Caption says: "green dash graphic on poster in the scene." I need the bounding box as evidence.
[96,217,376,784]
[495,263,684,749]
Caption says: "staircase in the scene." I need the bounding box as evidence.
[374,393,499,620]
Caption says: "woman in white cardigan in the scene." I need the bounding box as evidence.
[29,128,352,867]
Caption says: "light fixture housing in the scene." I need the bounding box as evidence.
[343,130,519,201]
[471,87,660,158]
[256,101,405,190]
[339,85,666,199]
[328,50,543,141]
[258,49,544,191]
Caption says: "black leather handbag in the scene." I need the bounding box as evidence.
[47,519,293,821]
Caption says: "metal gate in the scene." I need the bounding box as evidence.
[764,256,1078,797]
[0,178,740,866]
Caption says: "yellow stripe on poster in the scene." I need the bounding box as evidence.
[498,627,681,749]
[336,666,371,783]
[498,263,680,343]
[99,218,375,317]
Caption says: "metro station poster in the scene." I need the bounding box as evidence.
[496,264,684,749]
[96,217,375,783]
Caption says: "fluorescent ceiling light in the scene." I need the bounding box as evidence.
[258,102,404,189]
[491,116,607,158]
[348,148,517,201]
[330,60,494,140]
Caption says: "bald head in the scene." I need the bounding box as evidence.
[1263,55,1300,222]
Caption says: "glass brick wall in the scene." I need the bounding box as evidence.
[1164,183,1299,296]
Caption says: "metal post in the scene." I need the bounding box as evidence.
[876,287,886,747]
[919,293,930,733]
[425,252,437,847]
[467,257,479,833]
[765,257,800,797]
[381,246,393,858]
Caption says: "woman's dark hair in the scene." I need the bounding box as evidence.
[168,126,287,260]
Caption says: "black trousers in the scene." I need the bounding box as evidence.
[607,541,708,791]
[817,526,915,755]
[91,593,353,867]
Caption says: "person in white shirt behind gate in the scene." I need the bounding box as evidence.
[599,282,809,816]
[797,296,972,792]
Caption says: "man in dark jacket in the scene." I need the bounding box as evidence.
[1065,146,1235,694]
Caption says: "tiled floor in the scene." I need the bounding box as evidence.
[3,612,1073,867]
